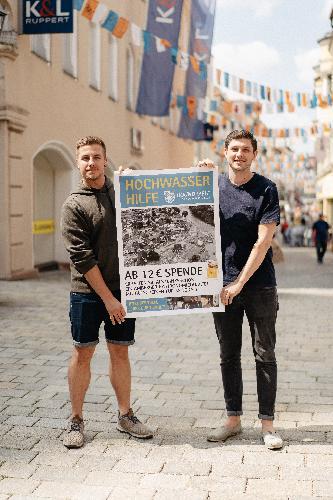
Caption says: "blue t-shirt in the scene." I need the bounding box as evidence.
[218,173,280,289]
[312,220,329,242]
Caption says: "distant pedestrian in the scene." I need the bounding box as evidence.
[280,219,289,245]
[61,136,153,448]
[198,130,283,450]
[312,214,330,263]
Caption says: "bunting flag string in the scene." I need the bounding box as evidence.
[216,68,332,111]
[73,0,332,110]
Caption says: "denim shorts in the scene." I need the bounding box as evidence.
[69,290,135,347]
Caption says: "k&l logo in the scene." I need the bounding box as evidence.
[21,0,73,34]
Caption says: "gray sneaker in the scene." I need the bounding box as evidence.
[117,408,153,439]
[207,423,242,442]
[63,416,84,449]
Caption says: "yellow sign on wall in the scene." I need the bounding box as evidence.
[33,219,55,235]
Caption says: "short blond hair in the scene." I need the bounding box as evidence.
[76,136,106,157]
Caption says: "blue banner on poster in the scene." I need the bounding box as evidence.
[21,0,73,34]
[178,0,216,140]
[119,172,214,209]
[136,0,184,116]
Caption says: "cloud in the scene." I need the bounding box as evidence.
[294,48,320,86]
[212,41,281,81]
[216,0,284,18]
[321,0,333,18]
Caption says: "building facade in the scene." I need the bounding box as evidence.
[314,18,333,224]
[0,0,195,279]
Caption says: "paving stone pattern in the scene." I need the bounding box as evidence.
[0,247,332,499]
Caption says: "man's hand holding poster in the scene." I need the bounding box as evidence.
[114,168,224,317]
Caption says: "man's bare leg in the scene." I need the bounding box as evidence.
[261,419,274,432]
[68,345,96,418]
[107,343,131,415]
[224,415,241,428]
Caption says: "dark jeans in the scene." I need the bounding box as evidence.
[213,287,278,420]
[316,240,327,262]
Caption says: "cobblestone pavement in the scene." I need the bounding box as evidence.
[0,247,333,499]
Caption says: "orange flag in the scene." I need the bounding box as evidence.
[223,101,232,114]
[82,0,99,20]
[112,17,129,38]
[161,39,171,49]
[301,93,307,107]
[239,79,244,94]
[216,69,221,85]
[187,96,197,119]
[190,56,200,73]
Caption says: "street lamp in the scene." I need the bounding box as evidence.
[0,10,7,35]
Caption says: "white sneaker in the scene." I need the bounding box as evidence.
[262,431,283,450]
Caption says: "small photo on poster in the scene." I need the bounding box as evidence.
[121,205,216,267]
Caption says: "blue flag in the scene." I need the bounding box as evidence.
[102,11,119,32]
[178,0,216,140]
[136,0,184,116]
[74,0,84,10]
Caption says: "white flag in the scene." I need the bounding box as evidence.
[197,97,205,120]
[92,3,108,24]
[231,75,238,91]
[155,36,166,53]
[131,23,142,47]
[253,83,258,100]
[179,51,189,70]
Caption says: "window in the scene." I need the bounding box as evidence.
[89,22,101,90]
[108,34,118,100]
[31,34,51,62]
[126,47,134,110]
[63,11,78,77]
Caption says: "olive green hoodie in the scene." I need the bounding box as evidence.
[61,176,120,293]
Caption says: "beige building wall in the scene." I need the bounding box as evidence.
[314,30,333,225]
[0,0,194,279]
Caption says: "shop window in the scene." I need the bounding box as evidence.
[108,34,118,101]
[126,46,134,110]
[63,11,78,77]
[89,21,101,90]
[31,34,51,62]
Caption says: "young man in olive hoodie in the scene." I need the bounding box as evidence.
[61,136,153,448]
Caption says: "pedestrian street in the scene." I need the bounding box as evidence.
[0,247,333,499]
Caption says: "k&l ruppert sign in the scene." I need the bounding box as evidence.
[19,0,73,34]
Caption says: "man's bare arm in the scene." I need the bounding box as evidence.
[221,222,276,305]
[84,265,126,325]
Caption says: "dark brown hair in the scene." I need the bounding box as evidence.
[225,130,257,152]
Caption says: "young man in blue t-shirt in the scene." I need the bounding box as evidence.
[198,130,282,449]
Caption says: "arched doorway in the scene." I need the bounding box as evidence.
[33,142,76,269]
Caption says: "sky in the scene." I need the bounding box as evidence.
[212,0,333,152]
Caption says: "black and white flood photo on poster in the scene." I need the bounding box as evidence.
[121,205,216,266]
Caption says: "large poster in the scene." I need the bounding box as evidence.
[114,168,224,317]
